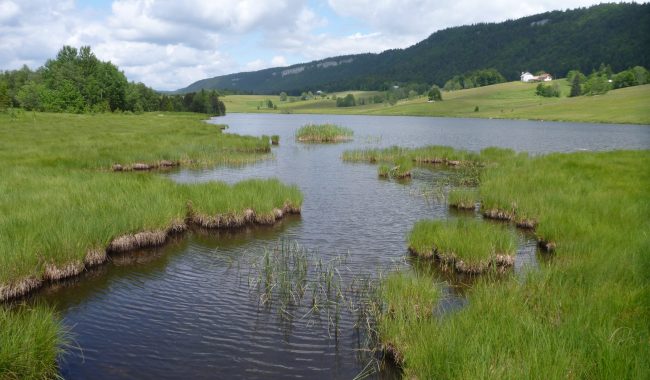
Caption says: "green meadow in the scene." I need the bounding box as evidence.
[371,148,650,378]
[0,112,303,378]
[223,81,650,125]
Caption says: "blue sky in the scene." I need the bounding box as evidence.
[0,0,613,90]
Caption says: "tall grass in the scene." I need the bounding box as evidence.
[0,112,303,378]
[377,270,441,364]
[447,188,478,209]
[0,304,68,380]
[380,150,650,378]
[295,123,353,142]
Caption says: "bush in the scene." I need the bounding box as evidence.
[427,85,442,101]
[535,83,561,97]
[336,93,356,107]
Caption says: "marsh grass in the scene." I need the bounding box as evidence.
[295,123,353,142]
[408,219,516,273]
[271,135,280,145]
[0,304,68,380]
[377,157,413,178]
[0,111,304,378]
[0,112,304,297]
[380,150,650,378]
[447,188,478,210]
[377,271,441,364]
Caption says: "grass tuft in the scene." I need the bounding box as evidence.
[295,123,353,142]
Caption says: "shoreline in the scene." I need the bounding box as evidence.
[0,204,301,303]
[230,110,650,126]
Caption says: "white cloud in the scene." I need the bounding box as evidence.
[0,0,617,90]
[271,56,288,66]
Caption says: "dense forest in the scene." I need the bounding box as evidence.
[0,46,225,115]
[176,3,650,95]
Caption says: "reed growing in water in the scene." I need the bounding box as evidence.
[295,123,353,142]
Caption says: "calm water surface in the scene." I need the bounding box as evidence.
[37,114,649,379]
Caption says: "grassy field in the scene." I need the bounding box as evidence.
[377,149,650,378]
[222,82,650,124]
[0,112,303,379]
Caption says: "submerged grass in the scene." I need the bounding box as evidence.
[295,123,353,142]
[0,304,68,380]
[380,149,650,378]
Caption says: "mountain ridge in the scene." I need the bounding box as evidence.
[175,3,650,95]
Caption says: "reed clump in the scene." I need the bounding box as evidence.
[447,188,478,210]
[295,123,353,142]
[408,219,516,273]
[0,304,68,380]
[377,157,413,178]
[271,135,280,145]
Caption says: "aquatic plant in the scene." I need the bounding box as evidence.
[295,123,353,142]
[271,135,280,145]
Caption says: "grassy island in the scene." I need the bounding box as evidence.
[408,219,516,273]
[295,123,353,142]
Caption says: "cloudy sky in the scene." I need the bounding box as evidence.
[1,0,614,90]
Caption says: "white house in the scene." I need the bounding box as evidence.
[521,71,553,82]
[521,72,535,82]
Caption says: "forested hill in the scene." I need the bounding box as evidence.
[176,3,650,95]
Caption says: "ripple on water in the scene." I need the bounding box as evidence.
[40,114,650,379]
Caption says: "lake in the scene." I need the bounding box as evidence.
[36,114,650,379]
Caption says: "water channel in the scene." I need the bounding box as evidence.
[34,114,650,379]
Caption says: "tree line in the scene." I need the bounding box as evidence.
[0,46,225,115]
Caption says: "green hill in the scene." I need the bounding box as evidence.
[221,81,650,125]
[176,3,650,95]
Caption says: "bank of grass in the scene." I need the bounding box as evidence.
[0,111,303,378]
[223,82,650,125]
[343,145,478,164]
[295,123,353,142]
[0,305,67,380]
[0,112,270,170]
[0,112,303,293]
[377,271,440,364]
[379,150,650,378]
